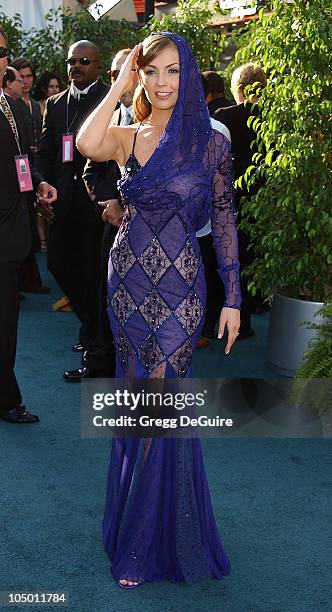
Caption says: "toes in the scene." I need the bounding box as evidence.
[119,579,139,586]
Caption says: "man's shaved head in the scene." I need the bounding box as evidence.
[67,40,101,90]
[68,40,100,59]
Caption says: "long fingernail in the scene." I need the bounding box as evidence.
[218,334,222,339]
[225,350,229,355]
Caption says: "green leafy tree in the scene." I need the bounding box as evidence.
[23,6,140,83]
[230,0,332,302]
[143,0,225,69]
[1,1,224,81]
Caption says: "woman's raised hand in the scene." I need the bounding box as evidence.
[115,43,142,95]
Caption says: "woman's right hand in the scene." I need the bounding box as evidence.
[115,43,142,96]
[99,199,124,227]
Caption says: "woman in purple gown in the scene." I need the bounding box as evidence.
[77,33,241,589]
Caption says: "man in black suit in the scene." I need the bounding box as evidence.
[214,63,267,338]
[64,48,137,381]
[36,40,109,356]
[10,58,50,294]
[11,57,42,157]
[0,26,57,423]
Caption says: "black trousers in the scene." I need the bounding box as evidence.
[238,229,255,334]
[197,233,225,336]
[198,231,253,335]
[0,261,22,411]
[47,187,103,348]
[83,223,117,375]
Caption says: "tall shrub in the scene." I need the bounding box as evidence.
[232,0,332,302]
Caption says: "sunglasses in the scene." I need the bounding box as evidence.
[66,57,97,66]
[0,47,9,58]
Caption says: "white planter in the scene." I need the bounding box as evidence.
[268,294,324,377]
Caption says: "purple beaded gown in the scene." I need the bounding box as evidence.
[102,33,242,584]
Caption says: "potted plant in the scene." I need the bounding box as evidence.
[231,0,332,375]
[292,302,332,433]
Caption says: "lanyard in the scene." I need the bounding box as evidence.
[66,90,80,134]
[0,95,21,154]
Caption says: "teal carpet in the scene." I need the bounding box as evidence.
[0,254,331,612]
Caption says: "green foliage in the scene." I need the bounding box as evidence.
[292,302,332,415]
[143,0,225,69]
[230,0,332,302]
[0,6,24,58]
[1,1,224,83]
[24,7,140,83]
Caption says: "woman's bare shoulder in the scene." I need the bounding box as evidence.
[107,123,139,164]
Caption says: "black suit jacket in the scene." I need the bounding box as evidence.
[82,106,123,206]
[214,102,262,209]
[16,97,42,151]
[35,79,109,219]
[214,103,258,180]
[208,96,233,115]
[0,95,43,262]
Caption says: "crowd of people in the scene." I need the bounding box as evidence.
[0,24,270,590]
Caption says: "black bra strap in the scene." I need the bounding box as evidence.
[131,122,141,155]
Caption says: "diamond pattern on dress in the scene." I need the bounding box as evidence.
[138,334,165,373]
[139,288,171,331]
[111,236,136,278]
[115,330,132,371]
[138,237,171,285]
[174,240,199,286]
[111,283,136,326]
[168,339,193,377]
[175,291,204,335]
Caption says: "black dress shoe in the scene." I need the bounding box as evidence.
[0,405,39,423]
[72,342,85,353]
[63,366,108,382]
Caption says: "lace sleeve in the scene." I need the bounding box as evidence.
[210,132,242,309]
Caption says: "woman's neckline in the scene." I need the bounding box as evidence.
[129,121,165,171]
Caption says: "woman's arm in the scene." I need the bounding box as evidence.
[211,132,242,353]
[76,45,141,163]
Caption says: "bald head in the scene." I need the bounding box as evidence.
[67,40,101,90]
[69,40,100,59]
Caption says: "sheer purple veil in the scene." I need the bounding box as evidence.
[119,32,213,204]
[157,32,212,162]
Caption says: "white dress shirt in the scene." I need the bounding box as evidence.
[70,79,99,100]
[120,104,134,126]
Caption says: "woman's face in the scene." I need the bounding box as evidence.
[47,78,60,98]
[140,44,180,112]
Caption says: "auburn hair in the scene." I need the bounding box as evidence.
[133,34,177,122]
